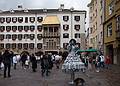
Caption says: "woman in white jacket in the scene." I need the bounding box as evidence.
[13,55,18,69]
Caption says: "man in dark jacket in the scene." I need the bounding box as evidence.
[3,50,12,78]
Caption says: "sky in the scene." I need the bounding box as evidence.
[0,0,91,29]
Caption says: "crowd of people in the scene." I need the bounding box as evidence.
[0,50,63,78]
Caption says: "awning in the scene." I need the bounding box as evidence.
[42,15,60,25]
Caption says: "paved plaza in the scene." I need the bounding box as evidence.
[0,63,120,86]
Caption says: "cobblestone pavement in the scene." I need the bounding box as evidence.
[0,63,120,86]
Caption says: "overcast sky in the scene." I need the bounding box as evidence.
[0,0,91,28]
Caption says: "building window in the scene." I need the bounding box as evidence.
[18,26,23,32]
[63,33,69,38]
[37,17,43,22]
[30,25,35,32]
[6,34,11,39]
[63,24,69,30]
[90,38,93,44]
[29,17,35,23]
[0,26,5,32]
[6,26,11,32]
[24,26,29,32]
[116,15,120,31]
[107,23,112,37]
[6,43,11,49]
[37,34,42,40]
[63,43,69,49]
[12,34,17,40]
[37,25,42,31]
[0,34,4,41]
[75,33,80,38]
[74,16,80,21]
[74,25,80,31]
[6,17,11,23]
[18,17,23,23]
[0,43,4,49]
[63,16,69,21]
[24,34,29,39]
[12,43,16,49]
[12,17,17,23]
[25,17,28,23]
[12,26,17,32]
[18,34,23,40]
[29,43,34,49]
[23,43,28,49]
[109,1,114,15]
[30,34,35,40]
[18,43,22,49]
[37,43,42,49]
[0,17,5,23]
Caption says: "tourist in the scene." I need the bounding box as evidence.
[13,54,18,69]
[31,54,37,72]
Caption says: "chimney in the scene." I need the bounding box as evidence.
[17,5,23,10]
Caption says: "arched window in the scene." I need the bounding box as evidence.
[37,17,43,22]
[6,26,11,32]
[12,34,17,40]
[12,17,17,23]
[6,43,11,49]
[6,17,11,23]
[0,26,5,32]
[18,34,22,40]
[37,43,42,49]
[23,43,28,49]
[24,26,29,32]
[18,43,22,49]
[29,43,34,49]
[30,25,35,32]
[74,25,80,31]
[30,34,35,40]
[12,43,16,49]
[0,17,5,23]
[37,25,42,32]
[18,17,23,23]
[63,24,69,31]
[12,26,17,32]
[0,43,4,49]
[0,34,4,41]
[37,34,42,40]
[6,34,11,39]
[29,17,35,23]
[18,26,23,32]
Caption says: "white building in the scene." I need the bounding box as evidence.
[0,5,86,54]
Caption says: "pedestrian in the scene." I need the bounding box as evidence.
[105,55,111,69]
[31,54,37,72]
[100,54,105,68]
[2,50,12,78]
[0,52,3,75]
[20,53,27,69]
[95,55,101,72]
[13,54,18,69]
[41,54,50,76]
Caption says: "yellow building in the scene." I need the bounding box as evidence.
[104,0,120,65]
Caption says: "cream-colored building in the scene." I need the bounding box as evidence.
[87,0,104,52]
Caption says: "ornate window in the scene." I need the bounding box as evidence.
[74,16,80,21]
[0,26,5,32]
[6,43,11,49]
[0,17,5,23]
[12,26,17,32]
[0,34,4,41]
[24,26,29,32]
[25,17,28,23]
[12,17,17,23]
[24,34,29,39]
[30,25,35,32]
[63,24,69,30]
[29,43,34,49]
[63,43,69,49]
[107,23,112,37]
[63,16,69,21]
[18,17,23,23]
[18,43,22,49]
[63,33,69,38]
[30,34,35,40]
[12,43,16,49]
[12,34,17,40]
[23,43,28,49]
[6,17,11,23]
[18,34,23,40]
[0,43,4,49]
[37,25,42,32]
[37,17,43,22]
[75,33,80,38]
[18,26,23,32]
[6,26,11,32]
[74,25,80,31]
[37,43,42,49]
[37,34,42,40]
[29,17,35,23]
[6,34,11,39]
